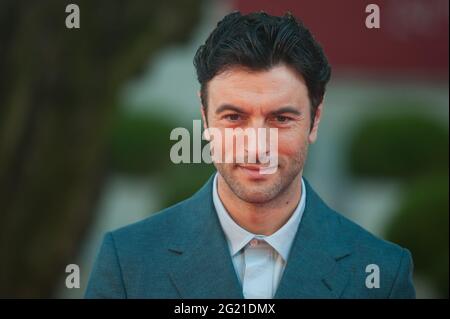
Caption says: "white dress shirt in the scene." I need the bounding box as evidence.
[212,173,306,299]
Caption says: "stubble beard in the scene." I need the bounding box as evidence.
[215,142,309,205]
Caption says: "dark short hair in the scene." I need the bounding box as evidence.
[194,11,331,120]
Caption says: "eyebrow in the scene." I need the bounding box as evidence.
[269,106,302,116]
[215,104,246,115]
[215,104,302,116]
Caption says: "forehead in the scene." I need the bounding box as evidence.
[207,64,310,111]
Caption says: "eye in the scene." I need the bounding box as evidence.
[225,114,242,121]
[274,115,291,123]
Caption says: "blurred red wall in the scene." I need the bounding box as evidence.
[233,0,448,77]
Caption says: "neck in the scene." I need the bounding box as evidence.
[217,173,302,236]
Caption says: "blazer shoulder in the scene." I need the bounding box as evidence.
[86,197,197,298]
[327,207,408,261]
[327,209,415,298]
[108,197,191,253]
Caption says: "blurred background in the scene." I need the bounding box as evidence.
[0,0,447,298]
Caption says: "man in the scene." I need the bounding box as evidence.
[85,11,415,299]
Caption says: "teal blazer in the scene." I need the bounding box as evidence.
[85,175,415,298]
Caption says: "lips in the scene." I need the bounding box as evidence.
[237,164,278,177]
[238,164,265,170]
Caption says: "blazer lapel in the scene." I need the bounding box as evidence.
[166,175,352,299]
[274,179,353,299]
[167,176,243,299]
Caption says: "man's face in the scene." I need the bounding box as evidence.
[202,64,322,204]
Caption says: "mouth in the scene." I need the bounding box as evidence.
[237,164,278,177]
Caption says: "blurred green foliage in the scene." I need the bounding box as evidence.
[349,108,449,297]
[159,164,216,208]
[387,174,448,297]
[0,0,203,298]
[109,110,175,176]
[109,109,216,208]
[349,113,448,180]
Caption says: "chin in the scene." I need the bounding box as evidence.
[232,181,282,204]
[236,191,275,204]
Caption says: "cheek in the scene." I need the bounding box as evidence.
[208,128,237,163]
[277,131,309,157]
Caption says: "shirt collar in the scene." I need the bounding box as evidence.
[213,172,306,262]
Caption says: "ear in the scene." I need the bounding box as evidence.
[198,90,208,128]
[200,103,211,141]
[308,102,323,144]
[200,105,208,129]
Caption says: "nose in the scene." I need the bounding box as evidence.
[242,122,273,164]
